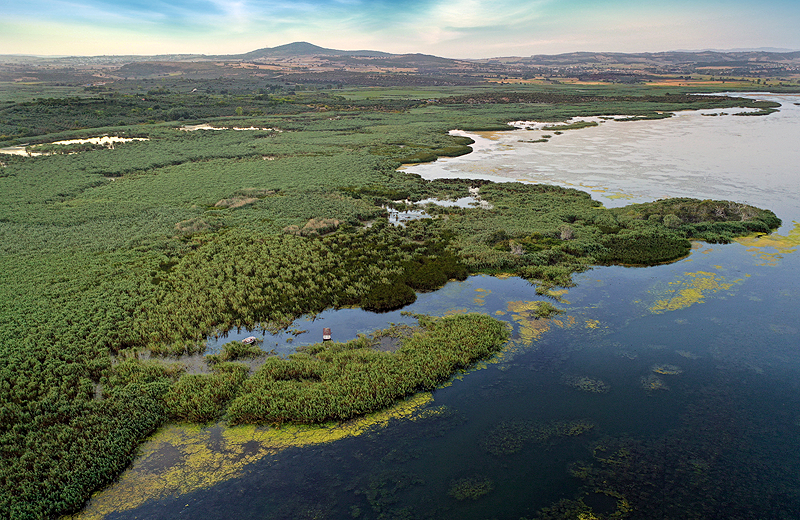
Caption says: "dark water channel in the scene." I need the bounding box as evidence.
[83,94,800,520]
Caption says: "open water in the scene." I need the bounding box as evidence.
[79,94,800,520]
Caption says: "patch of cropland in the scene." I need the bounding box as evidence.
[0,82,781,519]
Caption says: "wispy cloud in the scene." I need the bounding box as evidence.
[3,0,799,56]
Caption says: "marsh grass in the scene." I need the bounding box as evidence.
[226,313,509,425]
[206,341,266,364]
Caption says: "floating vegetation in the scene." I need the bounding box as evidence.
[359,469,424,517]
[676,350,700,359]
[448,475,495,501]
[508,300,564,319]
[507,300,573,345]
[648,270,744,314]
[564,385,800,520]
[544,288,570,302]
[527,498,606,520]
[641,374,669,391]
[769,324,798,335]
[480,419,595,456]
[736,221,800,266]
[473,287,491,305]
[70,393,435,520]
[480,420,530,455]
[562,375,611,393]
[651,364,683,375]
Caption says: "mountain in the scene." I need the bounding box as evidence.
[233,42,391,60]
[3,43,799,86]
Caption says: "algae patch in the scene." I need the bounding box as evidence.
[506,300,574,345]
[641,374,669,392]
[480,419,595,456]
[473,287,491,305]
[69,393,433,520]
[736,221,800,266]
[652,364,683,375]
[648,270,744,314]
[448,476,495,501]
[562,375,611,394]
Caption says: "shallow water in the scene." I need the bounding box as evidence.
[404,93,800,219]
[77,94,800,520]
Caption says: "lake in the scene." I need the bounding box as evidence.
[75,94,800,520]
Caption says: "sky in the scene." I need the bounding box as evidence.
[2,0,800,58]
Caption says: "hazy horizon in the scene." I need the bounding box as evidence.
[3,1,800,59]
[2,42,800,60]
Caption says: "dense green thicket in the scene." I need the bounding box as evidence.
[0,91,340,142]
[227,314,509,425]
[407,185,780,280]
[138,223,468,352]
[437,91,781,113]
[165,362,250,423]
[0,84,782,519]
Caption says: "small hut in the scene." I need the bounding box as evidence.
[322,328,332,341]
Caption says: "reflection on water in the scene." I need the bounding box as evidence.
[77,95,800,519]
[385,196,491,226]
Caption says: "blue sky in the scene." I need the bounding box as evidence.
[3,0,800,57]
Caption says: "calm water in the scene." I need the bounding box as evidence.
[82,94,800,520]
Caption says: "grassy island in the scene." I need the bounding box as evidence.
[0,80,783,518]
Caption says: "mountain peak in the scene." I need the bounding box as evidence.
[238,42,390,59]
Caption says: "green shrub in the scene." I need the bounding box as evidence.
[165,362,249,423]
[206,341,265,364]
[361,281,417,312]
[597,229,691,265]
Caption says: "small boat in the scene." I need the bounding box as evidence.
[322,328,332,341]
[242,336,257,344]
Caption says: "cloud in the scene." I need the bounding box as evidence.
[2,0,799,57]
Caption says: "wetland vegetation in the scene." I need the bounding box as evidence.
[0,73,785,519]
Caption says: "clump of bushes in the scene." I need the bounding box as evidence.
[174,217,214,235]
[206,341,265,364]
[165,362,249,423]
[596,229,691,265]
[284,218,341,236]
[361,280,417,312]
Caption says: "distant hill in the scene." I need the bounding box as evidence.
[676,47,799,53]
[3,43,799,86]
[233,42,391,60]
[4,43,800,69]
[488,50,800,67]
